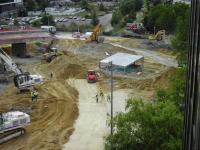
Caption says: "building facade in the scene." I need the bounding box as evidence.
[183,0,200,149]
[0,0,23,17]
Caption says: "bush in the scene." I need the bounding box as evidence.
[32,20,41,27]
[105,99,183,150]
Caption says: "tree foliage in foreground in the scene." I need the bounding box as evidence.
[105,68,185,150]
[156,68,186,112]
[105,100,183,150]
[171,8,189,66]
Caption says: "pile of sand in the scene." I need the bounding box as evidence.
[0,54,83,150]
[36,54,87,80]
[57,39,84,52]
[117,67,177,90]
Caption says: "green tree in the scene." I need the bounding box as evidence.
[111,9,123,26]
[25,0,38,11]
[41,14,55,26]
[81,0,90,11]
[17,5,28,17]
[14,19,19,26]
[156,68,186,112]
[99,2,105,11]
[111,0,143,27]
[105,100,183,150]
[37,0,49,11]
[119,0,143,16]
[144,0,150,11]
[172,8,189,66]
[91,10,99,26]
[144,3,189,32]
[24,0,50,11]
[32,20,41,27]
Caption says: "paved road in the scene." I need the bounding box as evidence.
[55,32,85,40]
[99,14,113,32]
[110,43,178,67]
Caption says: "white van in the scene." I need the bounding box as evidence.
[41,26,56,34]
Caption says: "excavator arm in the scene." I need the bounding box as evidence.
[0,48,22,75]
[86,24,104,43]
[0,48,43,90]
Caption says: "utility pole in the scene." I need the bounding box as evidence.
[48,15,49,26]
[110,61,113,136]
[78,20,80,33]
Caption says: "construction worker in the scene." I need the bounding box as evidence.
[96,94,99,103]
[33,90,38,102]
[50,72,53,79]
[107,94,111,102]
[99,88,104,101]
[31,90,34,102]
[106,113,110,127]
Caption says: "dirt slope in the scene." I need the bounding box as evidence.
[0,55,82,150]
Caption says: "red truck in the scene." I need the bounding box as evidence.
[87,70,97,83]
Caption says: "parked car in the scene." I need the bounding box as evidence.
[62,19,68,22]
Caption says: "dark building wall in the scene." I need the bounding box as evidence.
[0,3,16,13]
[0,0,14,4]
[0,1,22,16]
[12,43,27,58]
[183,0,200,149]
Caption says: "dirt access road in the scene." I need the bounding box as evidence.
[0,36,176,150]
[109,43,178,67]
[99,14,113,32]
[63,79,131,150]
[63,79,108,150]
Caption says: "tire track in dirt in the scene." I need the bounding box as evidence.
[0,70,79,150]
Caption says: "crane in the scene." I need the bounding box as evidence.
[86,24,104,43]
[0,111,30,144]
[0,48,43,91]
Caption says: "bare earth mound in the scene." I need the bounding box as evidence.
[0,55,80,150]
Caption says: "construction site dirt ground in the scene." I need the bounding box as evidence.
[0,37,177,150]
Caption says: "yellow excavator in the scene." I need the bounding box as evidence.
[86,24,104,43]
[148,30,165,41]
[40,40,63,63]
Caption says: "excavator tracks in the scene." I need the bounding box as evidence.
[0,128,25,144]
